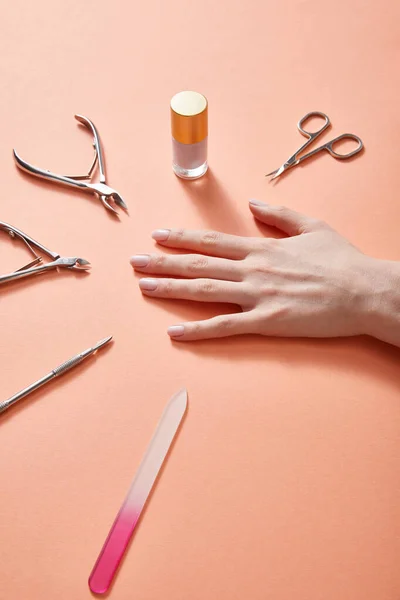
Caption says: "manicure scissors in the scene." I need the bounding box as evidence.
[13,115,127,216]
[0,222,90,285]
[266,111,363,180]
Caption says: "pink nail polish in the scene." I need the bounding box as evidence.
[139,278,158,291]
[168,325,185,338]
[152,229,170,242]
[130,255,150,267]
[249,199,266,206]
[171,91,208,180]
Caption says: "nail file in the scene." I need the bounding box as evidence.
[88,388,188,595]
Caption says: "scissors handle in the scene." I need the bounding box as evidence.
[281,112,331,167]
[324,133,364,159]
[297,111,331,140]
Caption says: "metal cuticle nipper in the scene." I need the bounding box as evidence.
[0,221,90,285]
[13,115,127,216]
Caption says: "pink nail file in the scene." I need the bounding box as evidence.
[89,389,188,595]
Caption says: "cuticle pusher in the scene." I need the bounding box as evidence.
[0,336,112,415]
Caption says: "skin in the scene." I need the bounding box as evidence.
[130,200,400,347]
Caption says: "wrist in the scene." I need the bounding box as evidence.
[359,257,400,346]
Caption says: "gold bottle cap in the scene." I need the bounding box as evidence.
[171,91,208,145]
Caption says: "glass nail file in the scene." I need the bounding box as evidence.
[88,388,188,595]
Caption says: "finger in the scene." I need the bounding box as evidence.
[151,228,261,259]
[167,312,257,341]
[249,200,325,236]
[139,277,252,305]
[130,253,243,282]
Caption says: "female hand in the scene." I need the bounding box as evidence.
[130,200,376,342]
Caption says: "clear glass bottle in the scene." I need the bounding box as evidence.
[171,91,208,180]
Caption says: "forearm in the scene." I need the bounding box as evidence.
[362,258,400,348]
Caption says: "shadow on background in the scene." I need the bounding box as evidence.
[177,169,247,235]
[178,168,286,240]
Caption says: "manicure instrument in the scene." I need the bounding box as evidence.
[266,111,363,180]
[13,115,127,216]
[0,336,112,415]
[0,221,90,285]
[89,388,188,595]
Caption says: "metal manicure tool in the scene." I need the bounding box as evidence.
[0,221,90,285]
[13,114,127,216]
[266,111,363,180]
[0,336,112,415]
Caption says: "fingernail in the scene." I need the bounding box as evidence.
[152,229,170,241]
[139,278,158,291]
[130,254,150,268]
[168,325,185,338]
[249,199,267,206]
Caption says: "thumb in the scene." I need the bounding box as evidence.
[249,200,325,236]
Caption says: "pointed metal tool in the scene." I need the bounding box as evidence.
[0,336,113,415]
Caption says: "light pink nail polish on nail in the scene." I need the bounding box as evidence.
[171,91,208,180]
[152,229,170,241]
[168,325,185,337]
[130,255,150,267]
[249,199,266,206]
[139,278,158,291]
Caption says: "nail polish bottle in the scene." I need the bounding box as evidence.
[170,91,208,180]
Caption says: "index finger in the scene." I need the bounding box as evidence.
[151,228,260,260]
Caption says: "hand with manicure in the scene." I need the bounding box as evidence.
[131,200,400,347]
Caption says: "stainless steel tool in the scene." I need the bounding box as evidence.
[14,115,127,215]
[0,336,112,415]
[266,111,363,180]
[0,221,90,285]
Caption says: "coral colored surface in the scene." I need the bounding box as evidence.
[1,1,400,599]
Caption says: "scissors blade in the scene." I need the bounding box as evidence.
[266,161,292,180]
[269,164,287,180]
[269,159,299,180]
